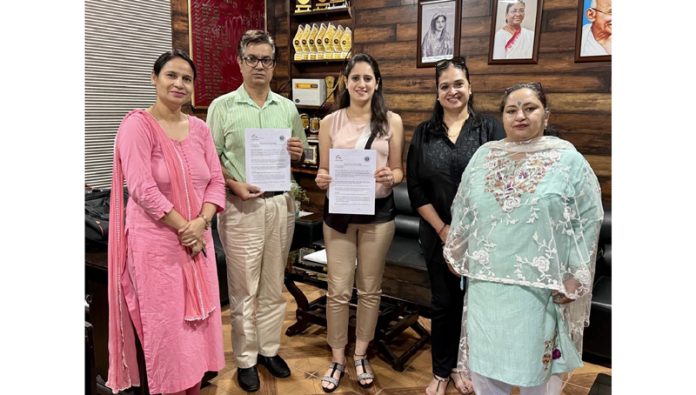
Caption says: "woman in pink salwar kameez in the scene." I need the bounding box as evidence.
[106,50,226,395]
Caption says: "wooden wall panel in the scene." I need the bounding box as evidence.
[172,0,611,207]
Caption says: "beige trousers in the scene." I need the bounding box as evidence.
[217,193,295,368]
[323,220,395,349]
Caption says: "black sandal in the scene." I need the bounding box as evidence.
[320,362,345,393]
[353,353,375,388]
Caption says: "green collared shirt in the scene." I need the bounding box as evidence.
[207,85,307,182]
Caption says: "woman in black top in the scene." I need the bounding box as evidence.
[406,57,504,395]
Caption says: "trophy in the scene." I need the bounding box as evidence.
[309,116,321,135]
[332,25,344,60]
[295,0,311,13]
[300,113,310,134]
[325,76,336,104]
[300,24,312,61]
[340,27,352,59]
[307,23,320,60]
[314,0,330,10]
[323,23,336,60]
[315,23,327,60]
[292,25,304,61]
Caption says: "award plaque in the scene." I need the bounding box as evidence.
[300,24,312,60]
[293,25,304,61]
[314,0,330,10]
[332,25,344,59]
[340,27,352,59]
[323,23,336,60]
[325,76,336,104]
[295,0,311,13]
[315,23,327,60]
[307,24,320,60]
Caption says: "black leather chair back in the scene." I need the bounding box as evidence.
[392,183,420,238]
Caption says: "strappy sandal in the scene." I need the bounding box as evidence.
[450,369,473,394]
[321,362,345,393]
[353,353,375,388]
[425,374,449,395]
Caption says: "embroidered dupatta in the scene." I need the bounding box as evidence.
[106,109,215,392]
[443,136,604,378]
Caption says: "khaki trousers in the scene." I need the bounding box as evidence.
[218,193,295,368]
[323,220,395,349]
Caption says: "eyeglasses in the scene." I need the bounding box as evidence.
[435,56,467,70]
[241,56,275,68]
[591,7,612,16]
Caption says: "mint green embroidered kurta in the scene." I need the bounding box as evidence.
[444,136,603,387]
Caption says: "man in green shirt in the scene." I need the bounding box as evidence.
[207,29,307,392]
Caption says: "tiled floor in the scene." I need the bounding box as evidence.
[201,284,611,395]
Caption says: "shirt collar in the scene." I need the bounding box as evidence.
[235,85,278,108]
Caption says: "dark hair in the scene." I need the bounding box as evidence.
[499,82,558,136]
[430,14,446,31]
[506,0,526,14]
[153,49,197,80]
[505,0,525,24]
[426,56,480,136]
[338,53,389,138]
[237,29,276,59]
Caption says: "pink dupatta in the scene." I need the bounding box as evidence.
[106,109,215,392]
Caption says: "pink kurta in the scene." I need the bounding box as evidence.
[115,110,226,394]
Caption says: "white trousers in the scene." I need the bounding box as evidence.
[218,193,295,368]
[471,372,563,395]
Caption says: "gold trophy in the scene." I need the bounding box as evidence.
[314,0,330,10]
[323,23,337,60]
[300,113,310,134]
[299,23,312,61]
[325,75,336,104]
[332,25,344,59]
[307,23,320,61]
[309,116,321,135]
[295,0,312,13]
[315,23,327,60]
[339,27,352,59]
[292,25,304,61]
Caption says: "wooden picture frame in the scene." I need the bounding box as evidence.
[188,0,266,108]
[417,0,461,68]
[574,0,611,62]
[488,0,543,65]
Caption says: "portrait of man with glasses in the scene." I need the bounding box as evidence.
[580,0,612,56]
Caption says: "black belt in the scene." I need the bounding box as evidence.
[261,191,286,199]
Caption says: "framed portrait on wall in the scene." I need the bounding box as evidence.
[417,0,461,68]
[574,0,611,62]
[488,0,543,65]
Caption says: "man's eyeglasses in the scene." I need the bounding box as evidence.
[241,56,275,68]
[591,8,611,16]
